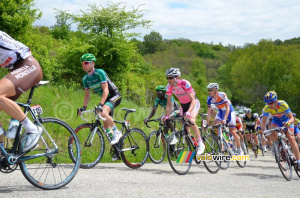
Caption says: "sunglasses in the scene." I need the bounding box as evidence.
[166,76,175,80]
[208,89,214,92]
[268,101,275,105]
[82,61,92,65]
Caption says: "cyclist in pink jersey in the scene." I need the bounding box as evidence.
[164,68,205,155]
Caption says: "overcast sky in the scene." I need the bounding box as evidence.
[34,0,300,46]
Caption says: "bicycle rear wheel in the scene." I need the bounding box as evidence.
[236,143,247,168]
[120,128,149,169]
[19,117,81,190]
[218,139,230,170]
[202,135,221,174]
[148,131,167,164]
[72,123,105,169]
[274,142,292,181]
[167,131,192,175]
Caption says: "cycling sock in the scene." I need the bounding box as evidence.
[112,125,119,133]
[21,117,37,134]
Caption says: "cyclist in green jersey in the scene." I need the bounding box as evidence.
[144,85,180,138]
[79,53,122,146]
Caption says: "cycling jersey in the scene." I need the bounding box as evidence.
[207,92,236,127]
[166,79,196,104]
[294,118,300,135]
[154,95,180,111]
[242,115,257,126]
[0,30,31,69]
[82,69,118,96]
[263,100,294,131]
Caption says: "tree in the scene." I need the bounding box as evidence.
[143,31,163,54]
[0,0,41,38]
[50,9,72,40]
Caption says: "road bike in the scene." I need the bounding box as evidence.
[0,81,81,190]
[71,108,149,169]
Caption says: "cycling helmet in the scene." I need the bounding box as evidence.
[165,68,181,77]
[245,109,252,114]
[253,113,258,118]
[80,53,96,62]
[156,85,166,92]
[264,90,277,103]
[207,83,219,90]
[293,113,296,117]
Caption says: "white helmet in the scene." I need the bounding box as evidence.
[207,83,219,90]
[165,68,181,77]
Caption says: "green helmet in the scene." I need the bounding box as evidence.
[156,85,166,92]
[80,53,96,62]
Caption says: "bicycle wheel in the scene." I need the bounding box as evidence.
[274,142,292,181]
[72,123,105,169]
[244,138,249,154]
[19,117,81,190]
[120,128,149,169]
[202,135,221,174]
[148,131,167,164]
[236,142,247,168]
[250,138,257,158]
[218,139,230,170]
[167,131,192,175]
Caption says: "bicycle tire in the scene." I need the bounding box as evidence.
[167,131,192,175]
[148,131,167,164]
[250,138,257,158]
[218,139,230,170]
[19,117,81,190]
[236,142,247,168]
[120,128,149,169]
[274,142,292,181]
[202,135,221,174]
[244,138,249,154]
[71,123,105,169]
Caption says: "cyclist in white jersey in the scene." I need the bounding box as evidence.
[0,30,43,152]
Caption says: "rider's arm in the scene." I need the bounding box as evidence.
[206,107,211,126]
[100,82,109,105]
[83,89,90,107]
[223,102,230,121]
[286,112,295,126]
[261,116,268,132]
[147,106,158,120]
[166,95,172,117]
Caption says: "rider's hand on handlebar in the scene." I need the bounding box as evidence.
[143,118,149,124]
[283,121,291,128]
[184,112,191,119]
[162,115,169,122]
[221,119,227,125]
[96,103,103,112]
[78,106,86,115]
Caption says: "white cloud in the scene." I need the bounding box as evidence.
[34,0,300,46]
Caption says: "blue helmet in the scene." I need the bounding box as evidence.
[293,113,296,117]
[264,90,277,103]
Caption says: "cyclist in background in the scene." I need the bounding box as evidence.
[165,68,205,155]
[293,113,300,140]
[144,85,180,138]
[206,83,243,155]
[0,30,43,152]
[261,91,300,170]
[256,114,268,152]
[78,53,122,146]
[235,112,245,149]
[242,109,260,153]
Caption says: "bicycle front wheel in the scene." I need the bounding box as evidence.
[72,123,105,169]
[148,131,167,164]
[19,117,81,190]
[218,139,230,170]
[202,135,221,174]
[274,142,292,181]
[120,128,149,169]
[167,131,192,175]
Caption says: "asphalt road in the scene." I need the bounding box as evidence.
[1,152,299,198]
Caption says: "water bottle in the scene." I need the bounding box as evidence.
[6,118,19,139]
[106,128,113,140]
[191,136,198,147]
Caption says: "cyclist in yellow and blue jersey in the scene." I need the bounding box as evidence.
[260,91,300,170]
[293,113,300,140]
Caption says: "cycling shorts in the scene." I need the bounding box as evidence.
[215,105,236,128]
[180,99,200,117]
[5,55,43,101]
[104,92,121,117]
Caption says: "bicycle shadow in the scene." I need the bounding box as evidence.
[232,172,299,180]
[0,185,40,193]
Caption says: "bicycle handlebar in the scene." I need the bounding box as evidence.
[77,108,106,122]
[263,126,287,136]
